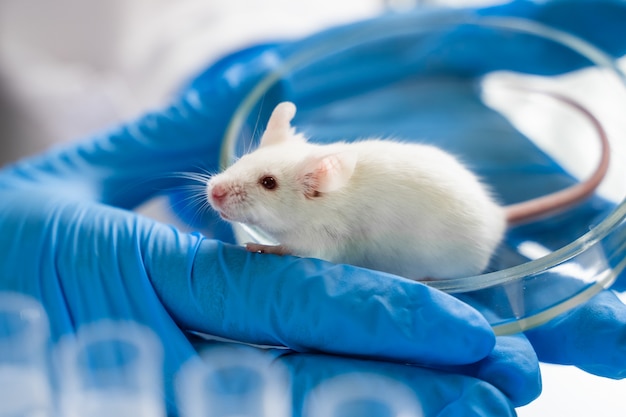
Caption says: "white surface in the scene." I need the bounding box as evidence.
[0,0,382,165]
[1,1,625,416]
[518,364,626,417]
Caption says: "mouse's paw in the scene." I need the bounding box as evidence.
[245,243,290,256]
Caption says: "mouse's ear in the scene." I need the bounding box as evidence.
[259,102,301,148]
[300,151,357,196]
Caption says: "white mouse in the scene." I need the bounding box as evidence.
[206,101,609,280]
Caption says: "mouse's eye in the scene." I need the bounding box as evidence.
[259,176,278,190]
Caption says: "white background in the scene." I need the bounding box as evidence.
[1,0,625,415]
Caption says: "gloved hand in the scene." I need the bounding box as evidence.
[0,22,541,417]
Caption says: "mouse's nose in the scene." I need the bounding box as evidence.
[210,184,228,205]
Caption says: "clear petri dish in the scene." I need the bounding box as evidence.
[219,11,626,335]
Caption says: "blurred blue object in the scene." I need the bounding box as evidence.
[56,320,165,417]
[0,292,53,416]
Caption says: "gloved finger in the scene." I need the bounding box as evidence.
[183,340,517,417]
[525,289,626,379]
[441,333,541,407]
[149,230,496,366]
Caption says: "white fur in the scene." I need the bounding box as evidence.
[207,102,507,280]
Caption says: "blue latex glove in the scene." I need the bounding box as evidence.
[0,15,542,417]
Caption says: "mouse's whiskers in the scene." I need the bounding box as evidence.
[168,183,214,227]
